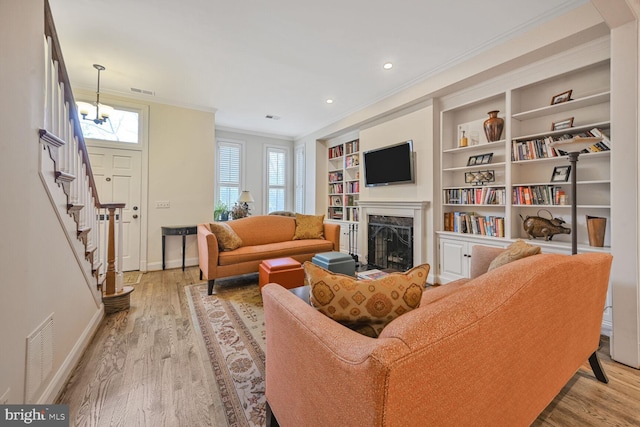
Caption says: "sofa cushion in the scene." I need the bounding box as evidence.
[209,222,243,251]
[228,215,296,246]
[304,262,429,337]
[217,239,335,266]
[488,239,541,271]
[293,214,325,240]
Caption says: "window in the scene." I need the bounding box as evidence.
[294,145,305,213]
[77,106,139,143]
[217,140,243,209]
[266,146,288,213]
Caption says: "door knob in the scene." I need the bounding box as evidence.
[133,206,138,210]
[106,177,111,182]
[133,214,138,219]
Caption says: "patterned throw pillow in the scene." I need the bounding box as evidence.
[293,214,325,240]
[488,239,541,271]
[304,262,430,337]
[209,222,243,251]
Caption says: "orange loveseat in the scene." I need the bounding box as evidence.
[262,246,613,426]
[198,215,339,295]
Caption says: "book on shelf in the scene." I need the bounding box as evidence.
[329,145,344,159]
[443,187,505,205]
[357,269,388,280]
[345,153,360,168]
[443,211,505,237]
[512,185,567,206]
[512,128,611,161]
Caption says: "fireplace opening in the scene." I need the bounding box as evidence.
[367,215,413,271]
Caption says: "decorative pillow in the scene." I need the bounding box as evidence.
[209,222,243,251]
[488,239,541,271]
[293,214,325,240]
[304,262,430,337]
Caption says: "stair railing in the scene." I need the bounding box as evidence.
[40,0,131,310]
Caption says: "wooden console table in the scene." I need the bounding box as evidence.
[162,225,197,271]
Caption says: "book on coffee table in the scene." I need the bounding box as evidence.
[357,269,388,280]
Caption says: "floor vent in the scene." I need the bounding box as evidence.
[25,313,54,401]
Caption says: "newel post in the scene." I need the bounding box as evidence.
[101,203,134,314]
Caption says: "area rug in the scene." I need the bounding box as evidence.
[186,278,266,427]
[123,271,143,285]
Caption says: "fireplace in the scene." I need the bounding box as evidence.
[357,200,429,271]
[367,215,413,271]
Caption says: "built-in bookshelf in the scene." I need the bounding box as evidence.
[327,139,360,222]
[439,59,611,256]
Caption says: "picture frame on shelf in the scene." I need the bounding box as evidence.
[550,165,571,182]
[467,153,493,166]
[551,89,572,105]
[464,170,495,185]
[551,117,574,131]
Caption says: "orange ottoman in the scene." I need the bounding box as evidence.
[259,257,304,290]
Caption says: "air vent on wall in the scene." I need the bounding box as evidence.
[130,87,155,96]
[25,313,54,401]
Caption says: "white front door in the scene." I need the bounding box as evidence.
[88,147,142,271]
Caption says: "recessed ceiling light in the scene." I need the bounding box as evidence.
[383,62,393,70]
[326,99,334,104]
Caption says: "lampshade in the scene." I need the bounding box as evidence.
[550,136,602,153]
[238,191,254,203]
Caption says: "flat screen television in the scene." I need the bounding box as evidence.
[363,140,415,187]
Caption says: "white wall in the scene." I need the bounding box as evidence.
[215,128,294,215]
[0,0,103,403]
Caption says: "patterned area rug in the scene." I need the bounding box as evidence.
[186,277,266,427]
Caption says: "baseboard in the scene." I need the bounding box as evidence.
[146,256,199,272]
[37,304,105,404]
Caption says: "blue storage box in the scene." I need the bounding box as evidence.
[311,251,356,277]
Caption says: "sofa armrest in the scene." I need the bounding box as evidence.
[262,283,408,426]
[323,222,340,250]
[469,245,505,278]
[197,224,220,280]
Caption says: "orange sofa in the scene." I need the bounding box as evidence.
[198,215,339,295]
[262,246,612,426]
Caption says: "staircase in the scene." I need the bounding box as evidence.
[39,1,131,311]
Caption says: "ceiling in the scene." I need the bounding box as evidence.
[49,0,588,140]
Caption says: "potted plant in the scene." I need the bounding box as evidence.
[214,201,229,221]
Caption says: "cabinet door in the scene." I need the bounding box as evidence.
[439,239,469,283]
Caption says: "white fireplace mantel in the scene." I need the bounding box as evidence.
[357,200,430,268]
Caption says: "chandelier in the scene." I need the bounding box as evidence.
[77,64,113,125]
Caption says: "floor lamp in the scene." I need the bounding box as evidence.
[551,137,602,255]
[551,136,610,384]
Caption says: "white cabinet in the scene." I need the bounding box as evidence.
[437,235,506,283]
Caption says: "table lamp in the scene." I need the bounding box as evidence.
[237,191,255,213]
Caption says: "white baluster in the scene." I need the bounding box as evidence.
[117,207,124,293]
[44,36,53,131]
[52,60,59,136]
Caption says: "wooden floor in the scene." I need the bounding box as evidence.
[57,267,640,426]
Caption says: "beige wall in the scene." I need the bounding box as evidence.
[1,0,102,403]
[357,104,435,269]
[146,103,215,270]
